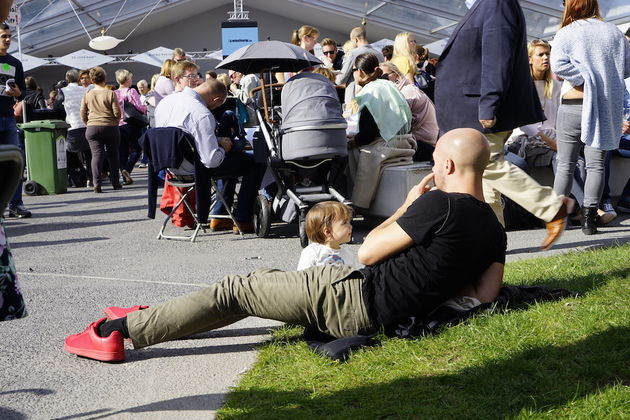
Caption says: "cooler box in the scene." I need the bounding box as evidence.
[366,162,433,218]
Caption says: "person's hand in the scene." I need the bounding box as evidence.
[401,173,434,210]
[623,120,630,135]
[479,118,496,129]
[219,137,232,153]
[6,84,21,97]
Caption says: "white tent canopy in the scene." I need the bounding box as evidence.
[8,0,630,58]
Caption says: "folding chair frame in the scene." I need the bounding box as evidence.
[157,172,205,242]
[157,173,244,241]
[210,177,244,237]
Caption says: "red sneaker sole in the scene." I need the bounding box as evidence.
[64,342,125,362]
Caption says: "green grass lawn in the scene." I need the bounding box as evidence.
[217,245,630,420]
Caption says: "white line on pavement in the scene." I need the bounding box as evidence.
[17,271,205,288]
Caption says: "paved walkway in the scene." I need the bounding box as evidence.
[1,168,629,419]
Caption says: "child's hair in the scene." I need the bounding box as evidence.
[305,201,352,244]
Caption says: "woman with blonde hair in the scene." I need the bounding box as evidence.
[551,0,630,235]
[291,25,319,53]
[277,25,320,84]
[216,73,230,89]
[153,58,175,105]
[390,32,417,85]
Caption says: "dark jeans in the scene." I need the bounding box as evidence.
[412,141,435,162]
[119,123,142,173]
[617,137,630,199]
[211,110,249,217]
[0,116,23,207]
[86,125,121,188]
[197,152,265,223]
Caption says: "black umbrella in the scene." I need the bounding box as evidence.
[216,40,322,74]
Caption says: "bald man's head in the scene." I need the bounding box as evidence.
[194,79,227,109]
[432,128,490,189]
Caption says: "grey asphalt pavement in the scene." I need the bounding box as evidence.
[1,168,629,419]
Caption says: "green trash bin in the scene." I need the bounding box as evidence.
[19,120,70,195]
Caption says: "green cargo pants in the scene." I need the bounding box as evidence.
[127,265,375,349]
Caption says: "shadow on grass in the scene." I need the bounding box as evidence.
[505,264,630,293]
[507,235,630,256]
[220,326,630,419]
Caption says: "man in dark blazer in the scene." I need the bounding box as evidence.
[434,0,567,250]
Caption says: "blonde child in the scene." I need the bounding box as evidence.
[297,201,360,270]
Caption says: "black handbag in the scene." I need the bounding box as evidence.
[123,95,148,127]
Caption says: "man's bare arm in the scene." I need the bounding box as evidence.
[458,262,504,303]
[358,173,434,266]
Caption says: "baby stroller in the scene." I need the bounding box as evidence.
[251,72,351,247]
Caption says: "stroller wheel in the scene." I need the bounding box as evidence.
[298,214,308,248]
[253,194,271,238]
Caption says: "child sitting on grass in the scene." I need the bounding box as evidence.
[297,201,360,270]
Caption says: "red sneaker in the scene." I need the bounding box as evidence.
[103,305,149,320]
[64,317,125,362]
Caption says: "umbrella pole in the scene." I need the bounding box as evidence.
[259,70,271,124]
[269,69,274,122]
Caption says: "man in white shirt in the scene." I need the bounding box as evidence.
[154,80,264,231]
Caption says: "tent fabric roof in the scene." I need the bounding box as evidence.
[9,0,630,56]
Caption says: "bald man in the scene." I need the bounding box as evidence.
[64,129,507,362]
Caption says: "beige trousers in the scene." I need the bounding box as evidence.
[483,131,563,225]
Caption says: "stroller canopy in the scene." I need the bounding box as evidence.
[280,72,348,161]
[281,72,346,130]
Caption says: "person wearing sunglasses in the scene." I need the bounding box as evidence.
[320,38,344,71]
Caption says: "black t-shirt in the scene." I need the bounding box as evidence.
[0,53,25,116]
[361,190,507,328]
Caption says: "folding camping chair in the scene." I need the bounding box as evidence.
[140,127,243,242]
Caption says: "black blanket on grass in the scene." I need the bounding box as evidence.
[304,285,581,361]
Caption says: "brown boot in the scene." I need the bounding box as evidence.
[210,219,234,231]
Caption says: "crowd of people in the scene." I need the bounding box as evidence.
[0,0,629,368]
